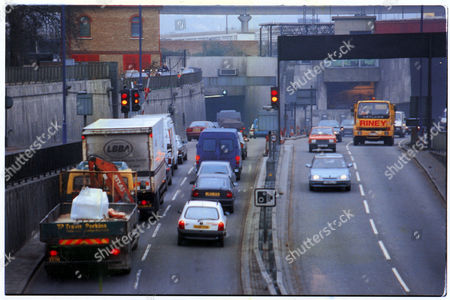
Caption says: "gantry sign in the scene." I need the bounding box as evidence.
[277,32,446,145]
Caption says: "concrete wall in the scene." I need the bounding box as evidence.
[5,175,60,254]
[376,58,411,104]
[6,79,113,149]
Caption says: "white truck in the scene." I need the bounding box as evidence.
[82,118,167,217]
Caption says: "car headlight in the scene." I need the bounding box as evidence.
[340,174,348,180]
[329,139,334,143]
[311,139,316,143]
[312,174,320,180]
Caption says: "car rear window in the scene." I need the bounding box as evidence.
[202,139,216,152]
[200,165,228,175]
[197,177,229,188]
[219,139,234,154]
[190,121,210,127]
[185,207,219,220]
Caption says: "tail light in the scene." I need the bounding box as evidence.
[178,220,185,230]
[110,248,120,256]
[49,250,58,256]
[235,156,241,164]
[186,128,192,132]
[195,155,200,164]
[145,181,150,186]
[81,135,85,140]
[168,158,172,165]
[240,143,244,148]
[218,222,225,231]
[192,189,199,197]
[141,200,147,205]
[226,191,233,198]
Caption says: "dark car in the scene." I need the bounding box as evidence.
[305,153,352,191]
[176,135,188,164]
[196,128,242,180]
[318,120,343,142]
[340,119,354,137]
[191,174,237,213]
[186,121,214,141]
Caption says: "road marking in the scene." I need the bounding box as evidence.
[188,167,194,175]
[348,150,352,155]
[163,204,172,217]
[369,219,378,235]
[249,166,252,173]
[244,189,247,192]
[141,244,152,261]
[355,171,361,182]
[359,184,365,196]
[392,267,410,293]
[134,269,142,289]
[152,223,162,238]
[353,162,358,170]
[350,156,355,162]
[378,240,391,260]
[172,190,180,201]
[181,177,187,186]
[363,200,370,214]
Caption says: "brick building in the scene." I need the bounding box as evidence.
[68,6,161,73]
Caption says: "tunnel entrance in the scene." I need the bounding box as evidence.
[205,95,248,125]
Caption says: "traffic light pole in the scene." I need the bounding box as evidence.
[61,5,67,144]
[277,58,281,144]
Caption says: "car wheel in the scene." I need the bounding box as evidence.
[353,137,359,145]
[345,185,351,191]
[168,175,173,186]
[309,145,313,152]
[217,237,224,247]
[229,205,234,214]
[177,235,184,246]
[174,163,178,170]
[309,185,314,191]
[184,154,188,160]
[332,147,336,153]
[187,137,191,142]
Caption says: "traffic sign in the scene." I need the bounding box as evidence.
[254,188,276,207]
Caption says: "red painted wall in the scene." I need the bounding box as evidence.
[375,19,446,34]
[123,54,152,71]
[71,54,100,62]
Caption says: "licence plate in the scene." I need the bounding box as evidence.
[324,181,336,184]
[205,192,220,197]
[49,256,60,263]
[193,128,201,132]
[369,132,378,136]
[194,225,210,229]
[318,144,327,148]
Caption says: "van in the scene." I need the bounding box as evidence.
[196,128,242,180]
[394,111,407,137]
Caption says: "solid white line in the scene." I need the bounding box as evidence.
[181,177,187,186]
[363,200,370,214]
[141,244,152,261]
[188,167,194,175]
[369,219,379,235]
[359,184,365,196]
[152,223,162,238]
[355,171,361,182]
[378,240,391,260]
[134,269,142,289]
[163,204,172,217]
[392,267,411,293]
[172,190,180,201]
[353,162,358,170]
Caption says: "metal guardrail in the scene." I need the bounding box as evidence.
[6,62,112,84]
[123,68,202,90]
[5,142,82,185]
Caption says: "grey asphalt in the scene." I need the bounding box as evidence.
[23,138,265,295]
[280,136,446,295]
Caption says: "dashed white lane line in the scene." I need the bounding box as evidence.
[355,171,361,182]
[180,177,187,186]
[392,267,411,293]
[378,240,391,260]
[188,167,194,175]
[152,223,162,238]
[359,184,365,196]
[350,156,355,162]
[141,244,152,261]
[243,189,247,193]
[348,150,352,155]
[134,269,142,289]
[353,162,358,170]
[363,200,370,214]
[163,204,172,217]
[172,189,180,201]
[369,218,379,235]
[249,165,252,173]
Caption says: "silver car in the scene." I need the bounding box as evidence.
[190,161,237,184]
[306,153,352,191]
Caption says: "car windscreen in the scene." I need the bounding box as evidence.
[202,139,216,152]
[196,177,229,189]
[190,121,210,127]
[358,102,390,119]
[185,207,219,220]
[199,165,229,175]
[341,120,353,126]
[313,158,346,168]
[311,128,333,135]
[318,120,339,127]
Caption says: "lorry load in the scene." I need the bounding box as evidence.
[216,110,244,132]
[70,187,109,220]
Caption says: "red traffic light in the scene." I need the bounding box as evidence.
[271,89,278,97]
[121,93,128,100]
[270,87,280,108]
[134,92,139,98]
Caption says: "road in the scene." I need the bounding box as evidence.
[25,138,266,295]
[283,135,446,295]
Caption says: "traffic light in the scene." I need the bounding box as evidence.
[120,89,130,114]
[131,89,141,111]
[270,87,279,109]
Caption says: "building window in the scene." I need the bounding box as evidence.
[79,16,91,38]
[131,16,141,37]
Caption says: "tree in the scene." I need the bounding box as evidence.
[6,5,61,66]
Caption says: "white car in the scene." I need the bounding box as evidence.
[190,161,237,184]
[177,200,227,247]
